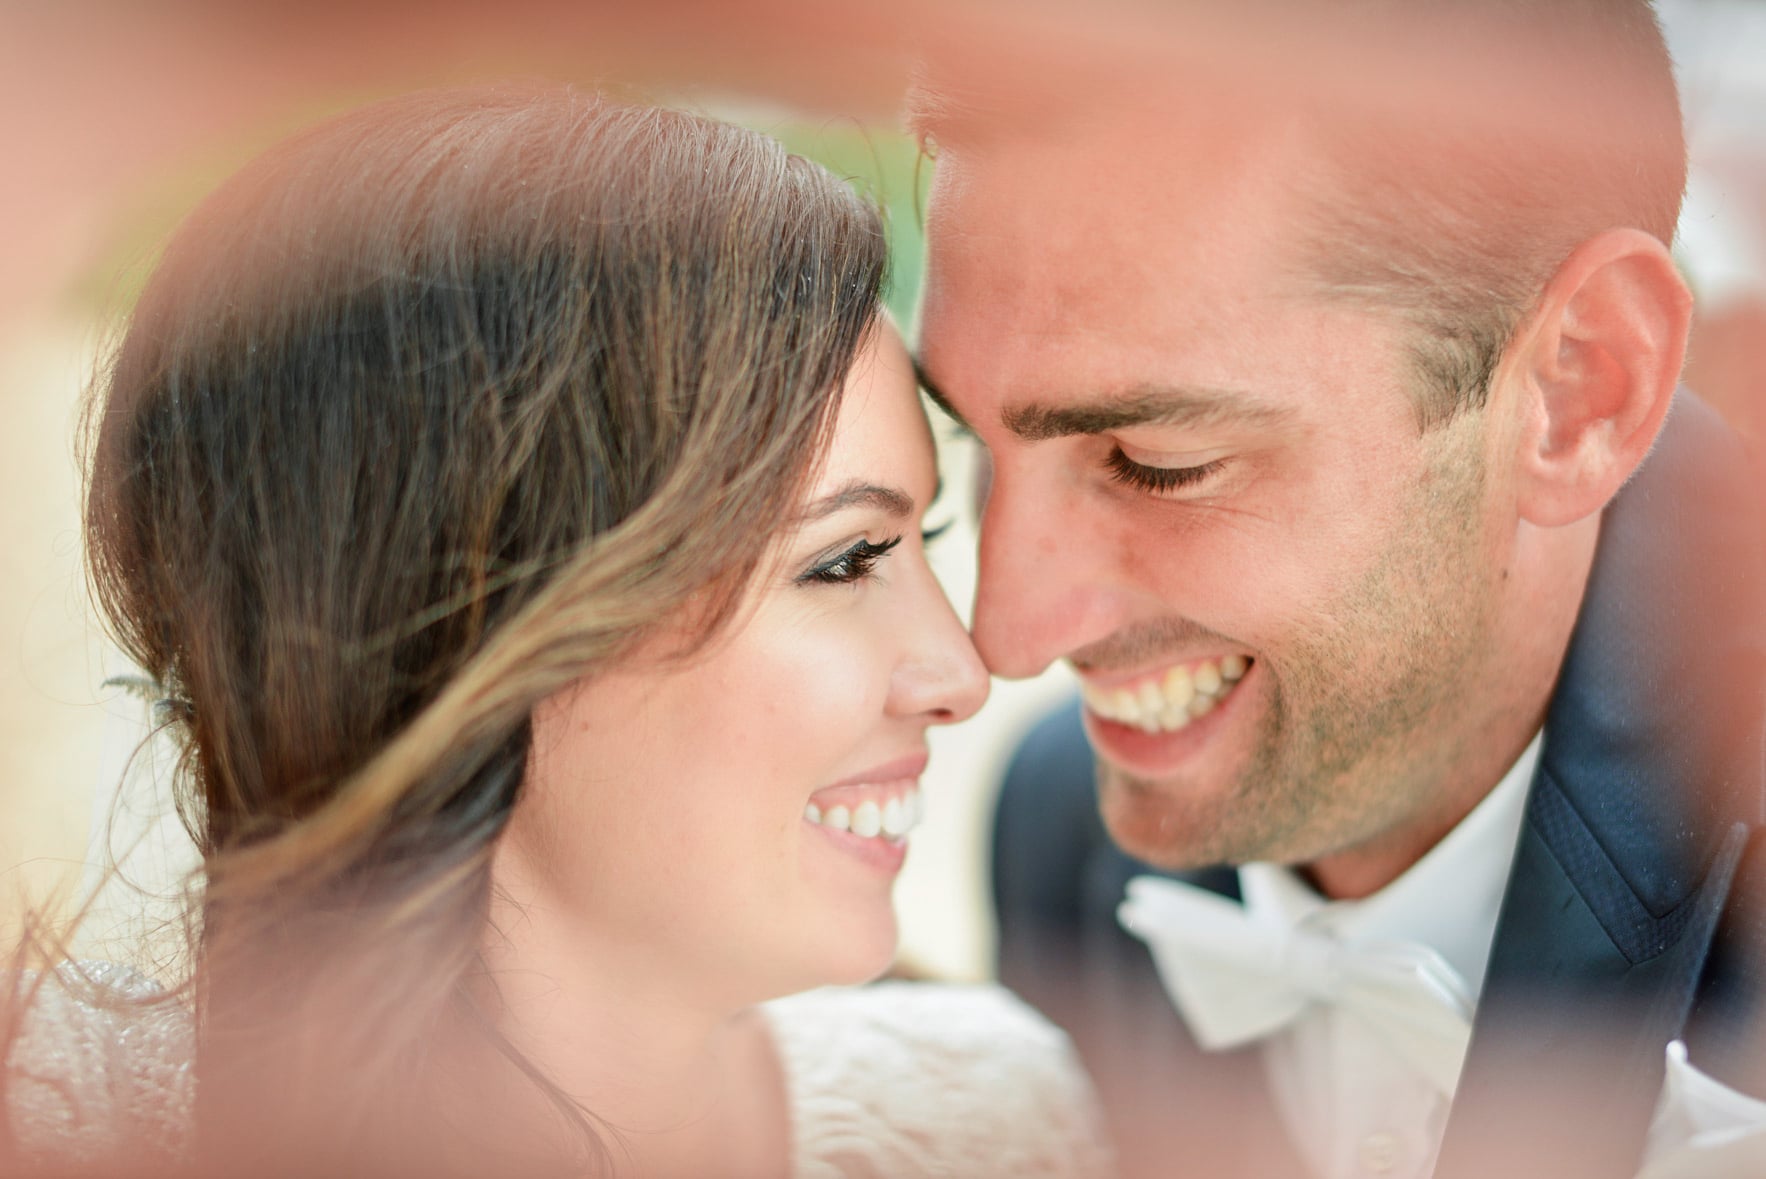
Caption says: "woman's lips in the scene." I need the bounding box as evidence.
[805,783,921,840]
[801,751,928,874]
[819,752,928,790]
[803,819,911,874]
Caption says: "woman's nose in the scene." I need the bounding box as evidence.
[890,567,991,725]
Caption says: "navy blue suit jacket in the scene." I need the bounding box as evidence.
[990,394,1766,1178]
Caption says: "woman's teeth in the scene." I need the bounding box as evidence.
[804,788,921,840]
[1082,654,1248,733]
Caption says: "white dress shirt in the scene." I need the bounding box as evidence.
[1642,1041,1766,1178]
[1223,735,1766,1179]
[1234,733,1540,1179]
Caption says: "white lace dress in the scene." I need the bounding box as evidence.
[763,983,1112,1177]
[7,966,1111,1177]
[4,962,194,1169]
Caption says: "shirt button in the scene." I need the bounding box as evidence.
[1358,1131,1402,1175]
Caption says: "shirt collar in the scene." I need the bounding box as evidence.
[1239,731,1542,1004]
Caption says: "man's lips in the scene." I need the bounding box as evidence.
[1078,654,1249,733]
[1080,656,1253,778]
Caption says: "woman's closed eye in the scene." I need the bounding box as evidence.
[1104,446,1227,496]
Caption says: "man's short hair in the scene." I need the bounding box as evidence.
[1296,1,1685,427]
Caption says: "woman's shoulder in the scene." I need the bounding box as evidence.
[4,960,195,1169]
[763,981,1114,1178]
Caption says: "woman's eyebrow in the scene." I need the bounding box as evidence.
[798,481,916,522]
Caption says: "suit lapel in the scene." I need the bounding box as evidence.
[1437,393,1766,1177]
[1434,812,1746,1178]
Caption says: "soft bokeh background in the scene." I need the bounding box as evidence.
[3,0,1762,982]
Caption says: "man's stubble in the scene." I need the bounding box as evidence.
[1098,407,1501,875]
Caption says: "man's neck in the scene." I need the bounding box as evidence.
[1302,721,1542,900]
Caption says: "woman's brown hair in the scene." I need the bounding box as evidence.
[34,82,885,1175]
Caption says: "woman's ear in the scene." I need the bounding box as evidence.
[1504,228,1691,528]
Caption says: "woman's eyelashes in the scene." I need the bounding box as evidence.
[798,535,904,586]
[795,518,951,588]
[1104,446,1226,496]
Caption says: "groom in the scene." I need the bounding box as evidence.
[914,3,1766,1177]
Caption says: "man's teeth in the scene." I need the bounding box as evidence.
[804,789,922,840]
[1082,655,1248,733]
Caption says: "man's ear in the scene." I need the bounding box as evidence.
[1503,227,1691,528]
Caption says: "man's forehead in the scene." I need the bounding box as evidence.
[929,71,1306,189]
[911,2,1622,157]
[919,124,1319,378]
[919,71,1329,325]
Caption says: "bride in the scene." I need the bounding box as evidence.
[2,85,1109,1177]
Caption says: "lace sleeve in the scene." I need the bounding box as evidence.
[764,982,1115,1178]
[4,961,195,1169]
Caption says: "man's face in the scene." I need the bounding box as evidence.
[919,115,1525,875]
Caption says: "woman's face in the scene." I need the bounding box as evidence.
[502,323,989,1006]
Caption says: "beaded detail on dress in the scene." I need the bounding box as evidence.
[4,961,195,1168]
[763,982,1114,1178]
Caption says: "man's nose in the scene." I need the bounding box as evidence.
[971,466,1112,680]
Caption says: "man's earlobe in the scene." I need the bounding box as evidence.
[1508,228,1690,528]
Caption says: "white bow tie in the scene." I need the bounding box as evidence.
[1118,875,1475,1096]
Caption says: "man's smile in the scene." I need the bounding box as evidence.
[1077,654,1251,734]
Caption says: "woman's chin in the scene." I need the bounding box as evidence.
[762,910,900,999]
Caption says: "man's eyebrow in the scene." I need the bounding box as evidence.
[1002,386,1295,441]
[912,360,974,436]
[797,481,916,523]
[910,366,1291,441]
